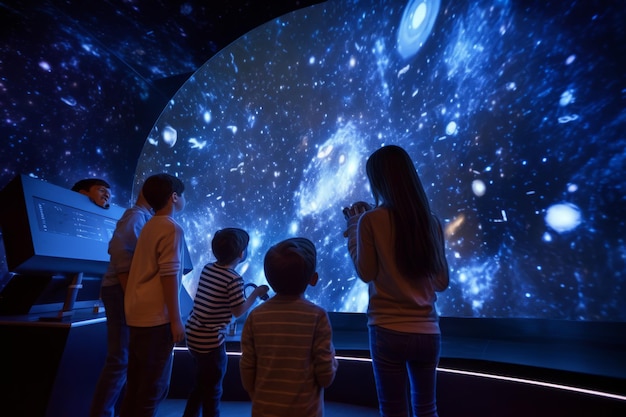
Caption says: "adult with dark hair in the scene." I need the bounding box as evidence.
[240,237,337,417]
[183,228,268,417]
[71,178,112,208]
[120,173,187,417]
[343,145,449,417]
[89,187,153,417]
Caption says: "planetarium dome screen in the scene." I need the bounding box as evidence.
[135,0,626,321]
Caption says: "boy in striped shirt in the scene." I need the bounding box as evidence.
[183,228,269,417]
[240,237,338,417]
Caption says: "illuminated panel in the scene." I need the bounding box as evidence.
[137,0,626,320]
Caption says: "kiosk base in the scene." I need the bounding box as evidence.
[0,308,108,417]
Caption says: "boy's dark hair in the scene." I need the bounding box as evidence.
[264,238,316,296]
[212,228,249,265]
[71,178,110,192]
[141,173,185,211]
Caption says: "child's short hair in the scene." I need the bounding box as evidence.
[71,178,110,192]
[142,173,185,211]
[212,228,249,265]
[264,237,316,296]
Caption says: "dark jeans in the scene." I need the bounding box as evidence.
[182,344,228,417]
[90,284,128,417]
[369,325,441,417]
[119,324,174,417]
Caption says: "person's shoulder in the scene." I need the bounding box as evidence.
[170,216,184,233]
[299,297,328,312]
[361,206,388,222]
[129,204,152,217]
[367,206,388,215]
[246,299,269,317]
[121,205,151,222]
[150,215,181,229]
[203,262,237,274]
[200,262,217,273]
[139,215,177,237]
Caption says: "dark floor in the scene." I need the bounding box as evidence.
[3,309,626,417]
[155,399,379,417]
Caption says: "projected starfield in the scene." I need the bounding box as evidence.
[135,0,626,320]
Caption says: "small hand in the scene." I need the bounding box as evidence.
[342,201,372,237]
[342,201,372,220]
[256,284,270,301]
[171,319,185,344]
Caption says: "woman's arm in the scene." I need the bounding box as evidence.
[347,212,378,283]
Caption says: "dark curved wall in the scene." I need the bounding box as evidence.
[0,0,323,206]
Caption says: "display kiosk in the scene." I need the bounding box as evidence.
[0,175,124,417]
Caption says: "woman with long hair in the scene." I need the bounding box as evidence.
[344,145,449,417]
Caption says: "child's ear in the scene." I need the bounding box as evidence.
[309,272,319,287]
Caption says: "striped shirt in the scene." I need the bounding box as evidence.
[240,295,338,417]
[185,262,245,353]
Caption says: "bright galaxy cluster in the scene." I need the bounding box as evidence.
[135,0,626,320]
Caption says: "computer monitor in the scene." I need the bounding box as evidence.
[0,174,125,276]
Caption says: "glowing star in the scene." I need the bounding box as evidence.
[445,121,458,135]
[398,64,410,77]
[188,138,207,149]
[162,125,177,148]
[472,179,486,197]
[545,202,582,233]
[39,61,51,71]
[559,89,575,106]
[397,0,441,59]
[61,97,77,107]
[229,162,244,173]
[445,213,465,237]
